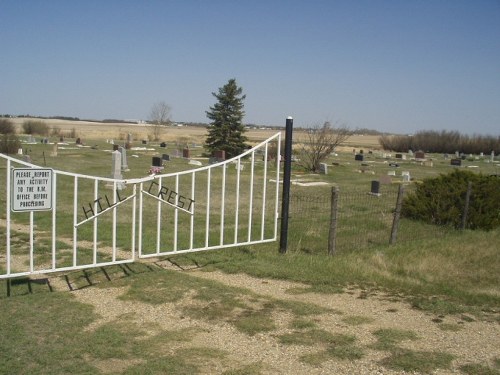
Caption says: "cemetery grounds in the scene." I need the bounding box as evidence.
[0,119,499,374]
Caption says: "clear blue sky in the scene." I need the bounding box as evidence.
[1,0,499,135]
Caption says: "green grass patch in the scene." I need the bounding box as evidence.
[341,315,375,325]
[371,328,419,351]
[460,363,500,375]
[289,318,317,330]
[379,349,454,373]
[438,322,464,332]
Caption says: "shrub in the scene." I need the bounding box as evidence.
[402,170,500,230]
[22,120,49,136]
[0,119,16,134]
[0,134,21,154]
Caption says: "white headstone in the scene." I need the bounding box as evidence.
[492,151,495,162]
[319,163,328,174]
[188,159,202,166]
[17,148,23,155]
[402,171,410,182]
[387,170,396,176]
[110,151,125,190]
[50,142,58,157]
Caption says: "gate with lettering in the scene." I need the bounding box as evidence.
[0,133,281,279]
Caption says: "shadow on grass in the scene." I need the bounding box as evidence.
[1,257,206,298]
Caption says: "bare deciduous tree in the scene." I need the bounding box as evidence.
[297,121,352,172]
[149,101,171,141]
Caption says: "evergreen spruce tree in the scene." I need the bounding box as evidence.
[205,79,247,158]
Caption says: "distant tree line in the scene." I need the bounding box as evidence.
[379,130,500,155]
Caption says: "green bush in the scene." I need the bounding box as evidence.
[22,120,49,135]
[0,134,22,154]
[402,170,500,230]
[0,118,16,134]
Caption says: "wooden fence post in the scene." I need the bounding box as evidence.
[461,181,472,230]
[390,184,405,244]
[328,186,339,256]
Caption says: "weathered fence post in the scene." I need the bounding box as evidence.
[461,181,472,230]
[390,184,405,244]
[328,186,340,256]
[280,117,293,254]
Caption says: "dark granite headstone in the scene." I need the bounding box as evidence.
[152,156,162,167]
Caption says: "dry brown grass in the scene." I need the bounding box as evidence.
[10,117,382,149]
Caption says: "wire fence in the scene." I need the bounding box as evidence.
[287,184,453,254]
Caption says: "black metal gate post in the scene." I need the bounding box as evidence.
[279,117,293,253]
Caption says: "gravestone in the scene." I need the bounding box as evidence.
[119,146,129,171]
[76,137,81,145]
[370,180,381,195]
[17,148,23,155]
[127,133,132,144]
[354,154,364,161]
[59,136,64,142]
[160,142,167,148]
[113,144,119,151]
[455,151,460,157]
[142,140,147,145]
[110,139,114,145]
[387,170,396,176]
[451,158,462,166]
[408,150,413,156]
[110,150,124,190]
[402,171,411,182]
[319,163,328,174]
[388,162,399,167]
[188,159,202,166]
[213,150,226,161]
[162,154,170,161]
[50,143,58,157]
[395,153,403,159]
[492,151,495,162]
[183,148,190,158]
[443,153,449,159]
[209,157,218,164]
[152,156,162,167]
[415,151,425,159]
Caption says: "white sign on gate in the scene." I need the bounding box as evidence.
[11,168,53,211]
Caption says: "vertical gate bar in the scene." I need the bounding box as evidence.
[73,176,78,267]
[174,175,179,251]
[234,158,241,244]
[112,182,117,262]
[261,143,269,240]
[51,173,57,270]
[247,151,255,242]
[189,172,195,249]
[156,177,162,254]
[6,159,11,275]
[205,169,211,247]
[138,182,144,257]
[220,163,226,245]
[273,133,281,240]
[29,211,34,272]
[93,179,99,264]
[131,184,137,260]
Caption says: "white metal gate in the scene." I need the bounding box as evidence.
[0,133,281,279]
